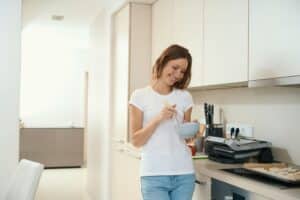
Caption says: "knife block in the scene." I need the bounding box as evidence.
[206,124,224,138]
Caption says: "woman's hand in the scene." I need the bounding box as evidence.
[157,104,177,122]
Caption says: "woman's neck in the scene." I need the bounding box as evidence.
[151,80,173,95]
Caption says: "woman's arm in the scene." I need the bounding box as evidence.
[129,104,176,148]
[183,107,192,122]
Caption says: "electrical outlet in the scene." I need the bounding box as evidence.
[226,123,253,138]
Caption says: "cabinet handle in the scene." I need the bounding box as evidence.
[116,148,124,152]
[112,138,125,144]
[195,180,206,185]
[124,149,141,160]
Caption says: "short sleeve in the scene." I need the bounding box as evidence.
[183,90,194,112]
[129,89,144,111]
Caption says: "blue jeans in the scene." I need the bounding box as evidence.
[141,174,195,200]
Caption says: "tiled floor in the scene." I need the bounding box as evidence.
[35,167,90,200]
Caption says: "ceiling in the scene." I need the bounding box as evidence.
[21,0,157,35]
[22,0,106,31]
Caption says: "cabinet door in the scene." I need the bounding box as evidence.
[111,148,141,200]
[193,172,211,200]
[203,0,248,85]
[129,3,152,94]
[111,148,128,200]
[173,0,204,88]
[249,0,300,80]
[124,152,141,200]
[112,5,130,142]
[152,0,174,64]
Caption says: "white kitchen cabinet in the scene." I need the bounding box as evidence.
[152,0,173,64]
[193,172,211,200]
[129,4,152,94]
[111,3,152,143]
[203,0,248,86]
[249,0,300,81]
[173,0,204,88]
[111,147,141,200]
[111,148,128,200]
[123,150,141,200]
[152,0,248,88]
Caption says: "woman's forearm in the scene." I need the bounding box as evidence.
[131,116,161,148]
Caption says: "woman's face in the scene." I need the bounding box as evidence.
[160,58,188,87]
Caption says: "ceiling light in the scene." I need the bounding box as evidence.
[51,15,64,21]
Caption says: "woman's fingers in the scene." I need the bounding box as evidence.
[159,104,177,121]
[160,107,176,120]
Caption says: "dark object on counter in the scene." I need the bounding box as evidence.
[230,127,240,139]
[230,127,235,138]
[258,148,274,163]
[204,136,273,164]
[204,103,224,138]
[204,102,214,126]
[206,126,224,138]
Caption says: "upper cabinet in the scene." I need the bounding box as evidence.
[152,0,204,87]
[203,0,248,86]
[129,3,152,94]
[152,0,174,63]
[152,0,300,89]
[152,0,248,88]
[173,0,204,87]
[249,0,300,81]
[112,3,152,142]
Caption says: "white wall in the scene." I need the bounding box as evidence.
[20,26,89,127]
[87,10,111,200]
[191,87,300,165]
[0,0,21,198]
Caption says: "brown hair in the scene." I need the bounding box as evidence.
[152,44,192,89]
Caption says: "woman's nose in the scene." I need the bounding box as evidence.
[175,70,182,78]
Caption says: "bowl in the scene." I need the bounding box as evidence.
[178,122,200,139]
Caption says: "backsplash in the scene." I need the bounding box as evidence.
[190,87,300,165]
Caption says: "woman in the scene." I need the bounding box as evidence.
[129,44,197,200]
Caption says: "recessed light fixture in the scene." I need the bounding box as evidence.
[51,15,64,21]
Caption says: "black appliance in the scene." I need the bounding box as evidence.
[205,136,273,163]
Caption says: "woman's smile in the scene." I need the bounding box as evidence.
[162,58,188,86]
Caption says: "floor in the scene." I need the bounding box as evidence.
[35,167,90,200]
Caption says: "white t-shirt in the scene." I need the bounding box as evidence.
[129,86,194,176]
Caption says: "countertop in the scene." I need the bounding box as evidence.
[193,159,300,200]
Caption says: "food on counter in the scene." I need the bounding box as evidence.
[243,162,300,181]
